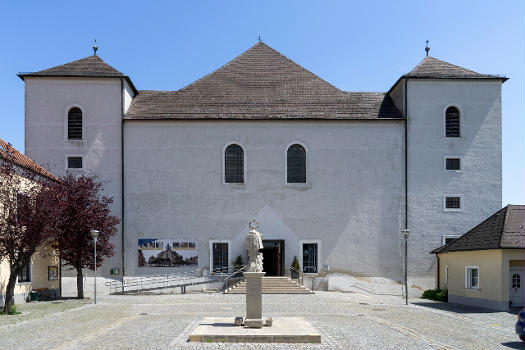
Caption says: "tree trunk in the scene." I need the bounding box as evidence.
[3,270,18,313]
[76,268,84,299]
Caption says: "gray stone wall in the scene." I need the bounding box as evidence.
[24,77,123,281]
[123,120,405,280]
[406,79,502,290]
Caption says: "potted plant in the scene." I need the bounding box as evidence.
[291,256,301,279]
[234,255,243,271]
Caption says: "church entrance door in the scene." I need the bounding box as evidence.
[261,240,285,276]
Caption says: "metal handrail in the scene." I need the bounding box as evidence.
[104,269,219,293]
[287,265,316,290]
[220,264,249,291]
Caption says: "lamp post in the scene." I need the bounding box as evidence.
[401,229,410,305]
[90,230,99,304]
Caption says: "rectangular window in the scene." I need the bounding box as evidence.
[445,158,461,171]
[17,262,31,283]
[302,243,318,273]
[466,266,479,289]
[443,235,460,245]
[67,156,83,169]
[445,196,461,210]
[445,265,449,284]
[212,243,229,273]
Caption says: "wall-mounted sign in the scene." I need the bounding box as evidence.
[48,266,58,280]
[138,239,198,267]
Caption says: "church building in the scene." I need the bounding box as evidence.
[17,42,506,294]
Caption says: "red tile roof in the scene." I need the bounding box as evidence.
[0,139,58,181]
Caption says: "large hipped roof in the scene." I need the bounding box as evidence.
[125,42,402,120]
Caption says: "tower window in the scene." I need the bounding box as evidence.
[287,144,306,183]
[224,144,244,183]
[445,158,461,170]
[445,106,460,137]
[445,196,461,210]
[67,107,83,140]
[67,156,83,169]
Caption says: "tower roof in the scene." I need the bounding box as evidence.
[403,56,507,81]
[125,42,402,120]
[18,55,137,93]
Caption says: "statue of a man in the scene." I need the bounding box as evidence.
[246,220,263,272]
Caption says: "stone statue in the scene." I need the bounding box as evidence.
[245,220,263,272]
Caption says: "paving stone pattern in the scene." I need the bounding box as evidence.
[0,292,519,350]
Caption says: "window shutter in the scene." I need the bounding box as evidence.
[445,107,460,137]
[68,107,83,140]
[224,144,244,183]
[287,144,306,183]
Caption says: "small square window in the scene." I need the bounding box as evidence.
[67,157,83,169]
[466,266,479,289]
[445,158,461,170]
[445,196,461,209]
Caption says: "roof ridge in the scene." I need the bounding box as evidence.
[423,56,479,74]
[176,42,343,93]
[497,205,510,248]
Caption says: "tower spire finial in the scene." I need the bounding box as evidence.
[425,40,430,57]
[93,39,98,56]
[258,35,261,43]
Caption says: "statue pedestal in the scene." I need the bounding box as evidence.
[244,271,265,328]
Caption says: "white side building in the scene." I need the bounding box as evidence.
[19,42,506,295]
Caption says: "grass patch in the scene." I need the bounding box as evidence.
[422,289,448,302]
[0,305,21,315]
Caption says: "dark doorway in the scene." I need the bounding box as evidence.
[261,240,285,276]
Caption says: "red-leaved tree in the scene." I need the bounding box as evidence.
[0,156,56,313]
[48,174,119,299]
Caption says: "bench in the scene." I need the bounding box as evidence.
[33,288,59,301]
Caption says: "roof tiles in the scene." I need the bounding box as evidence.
[125,43,402,120]
[433,205,525,253]
[0,139,57,181]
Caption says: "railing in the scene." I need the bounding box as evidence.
[286,265,316,291]
[219,264,249,292]
[105,269,220,294]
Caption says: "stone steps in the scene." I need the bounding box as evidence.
[225,277,314,294]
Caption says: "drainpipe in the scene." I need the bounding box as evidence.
[404,79,409,301]
[404,78,408,231]
[120,79,126,291]
[436,254,440,289]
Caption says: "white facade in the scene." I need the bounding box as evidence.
[20,49,504,296]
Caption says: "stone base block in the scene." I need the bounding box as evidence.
[244,318,264,328]
[188,317,321,343]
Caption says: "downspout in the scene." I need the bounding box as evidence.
[436,254,440,289]
[120,79,126,291]
[404,78,408,230]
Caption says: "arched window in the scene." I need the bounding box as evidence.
[224,144,244,183]
[287,144,306,183]
[445,106,460,137]
[67,107,83,140]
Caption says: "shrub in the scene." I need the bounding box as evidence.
[234,255,243,270]
[422,289,448,302]
[291,256,300,271]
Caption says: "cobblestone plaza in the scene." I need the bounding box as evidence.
[0,292,520,350]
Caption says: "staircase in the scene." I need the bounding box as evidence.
[225,276,314,294]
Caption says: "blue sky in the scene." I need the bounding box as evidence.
[0,1,523,205]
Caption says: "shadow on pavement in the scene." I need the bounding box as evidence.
[501,341,524,349]
[412,301,519,315]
